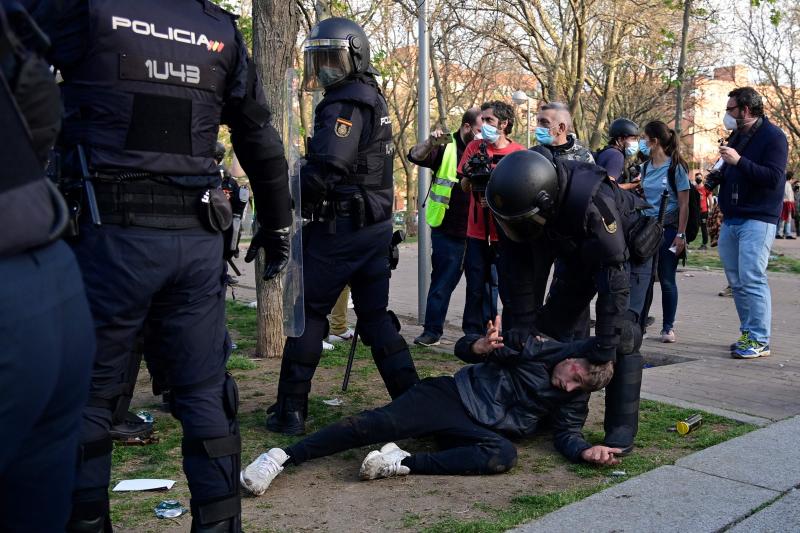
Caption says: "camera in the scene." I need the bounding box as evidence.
[463,141,492,192]
[704,169,723,191]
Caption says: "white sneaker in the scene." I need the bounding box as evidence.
[322,340,335,351]
[240,448,289,495]
[328,328,355,342]
[359,442,411,480]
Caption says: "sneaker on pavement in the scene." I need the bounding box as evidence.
[413,332,440,347]
[729,331,750,352]
[718,285,733,297]
[359,442,411,480]
[733,341,770,359]
[775,234,784,239]
[322,340,335,351]
[660,329,676,343]
[787,235,796,240]
[240,448,289,496]
[328,328,355,342]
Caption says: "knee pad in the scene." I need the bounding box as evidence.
[387,310,401,332]
[371,336,419,398]
[617,316,643,356]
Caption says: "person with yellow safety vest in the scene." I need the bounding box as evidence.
[407,108,482,346]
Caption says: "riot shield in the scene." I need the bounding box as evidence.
[282,68,305,337]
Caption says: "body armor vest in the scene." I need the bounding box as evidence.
[322,80,394,223]
[58,0,237,180]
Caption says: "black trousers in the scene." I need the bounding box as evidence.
[286,377,517,475]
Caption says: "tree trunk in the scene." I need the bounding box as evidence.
[252,0,299,357]
[674,0,692,138]
[589,19,621,150]
[429,34,448,128]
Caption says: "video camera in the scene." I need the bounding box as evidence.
[463,141,493,192]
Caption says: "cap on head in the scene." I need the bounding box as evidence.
[608,118,639,140]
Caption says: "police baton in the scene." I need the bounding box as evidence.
[341,324,359,392]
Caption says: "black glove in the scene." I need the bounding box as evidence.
[244,226,290,281]
[300,168,327,219]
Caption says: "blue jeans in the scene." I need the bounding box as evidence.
[462,237,499,335]
[718,220,775,343]
[658,226,680,331]
[422,229,467,338]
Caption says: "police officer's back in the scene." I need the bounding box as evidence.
[32,1,292,531]
[265,17,419,436]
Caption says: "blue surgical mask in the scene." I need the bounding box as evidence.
[638,139,651,156]
[625,141,639,157]
[535,127,554,146]
[481,123,500,143]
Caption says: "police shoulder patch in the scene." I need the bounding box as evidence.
[335,117,353,138]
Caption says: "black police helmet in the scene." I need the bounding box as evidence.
[309,17,371,74]
[214,141,226,163]
[608,118,639,140]
[485,150,559,242]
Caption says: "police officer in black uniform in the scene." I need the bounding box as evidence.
[266,17,419,436]
[486,150,645,455]
[26,1,292,531]
[0,3,95,530]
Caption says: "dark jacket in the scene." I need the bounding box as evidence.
[407,131,470,238]
[453,335,594,462]
[719,117,788,225]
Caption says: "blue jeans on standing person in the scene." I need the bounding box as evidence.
[421,228,467,340]
[463,237,499,335]
[658,226,680,333]
[718,219,775,343]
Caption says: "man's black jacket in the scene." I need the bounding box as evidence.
[453,335,595,462]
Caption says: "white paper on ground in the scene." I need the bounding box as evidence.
[112,479,175,492]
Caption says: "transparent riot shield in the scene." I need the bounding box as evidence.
[282,68,305,337]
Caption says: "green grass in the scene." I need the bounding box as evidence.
[227,354,257,370]
[423,400,756,532]
[685,246,800,274]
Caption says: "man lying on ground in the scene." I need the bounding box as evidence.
[240,317,621,495]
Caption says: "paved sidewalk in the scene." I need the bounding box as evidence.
[512,416,800,533]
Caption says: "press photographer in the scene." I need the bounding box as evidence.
[457,101,526,335]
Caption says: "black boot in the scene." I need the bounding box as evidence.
[192,519,238,532]
[603,351,644,455]
[66,500,113,533]
[266,395,306,436]
[109,411,154,443]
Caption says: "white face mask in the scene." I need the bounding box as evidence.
[723,113,738,131]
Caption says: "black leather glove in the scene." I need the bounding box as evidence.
[244,226,290,281]
[300,169,327,219]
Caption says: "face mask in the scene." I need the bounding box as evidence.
[481,123,500,143]
[638,139,651,156]
[535,126,554,146]
[625,141,639,157]
[723,113,738,131]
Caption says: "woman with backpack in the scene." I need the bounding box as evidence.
[638,121,691,343]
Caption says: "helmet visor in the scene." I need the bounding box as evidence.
[492,207,548,243]
[302,39,353,91]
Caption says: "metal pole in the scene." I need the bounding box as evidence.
[526,99,531,147]
[416,0,431,324]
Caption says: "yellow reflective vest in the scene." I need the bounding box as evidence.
[425,134,459,227]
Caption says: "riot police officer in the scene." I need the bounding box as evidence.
[0,3,94,530]
[266,17,419,436]
[31,1,292,531]
[487,150,647,455]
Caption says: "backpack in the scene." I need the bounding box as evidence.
[642,161,701,242]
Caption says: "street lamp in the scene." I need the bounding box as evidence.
[512,90,530,147]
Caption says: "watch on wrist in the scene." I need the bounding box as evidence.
[676,232,686,240]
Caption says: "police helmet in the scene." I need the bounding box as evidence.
[608,118,639,140]
[485,150,559,242]
[214,142,226,164]
[302,17,372,91]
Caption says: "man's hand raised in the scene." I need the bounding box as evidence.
[581,445,622,466]
[471,315,504,355]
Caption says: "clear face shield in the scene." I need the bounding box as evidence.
[302,38,353,91]
[493,207,549,243]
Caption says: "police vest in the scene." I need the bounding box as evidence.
[0,3,65,256]
[322,79,394,223]
[58,0,238,180]
[425,134,458,227]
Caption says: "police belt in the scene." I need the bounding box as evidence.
[315,198,364,219]
[91,178,204,229]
